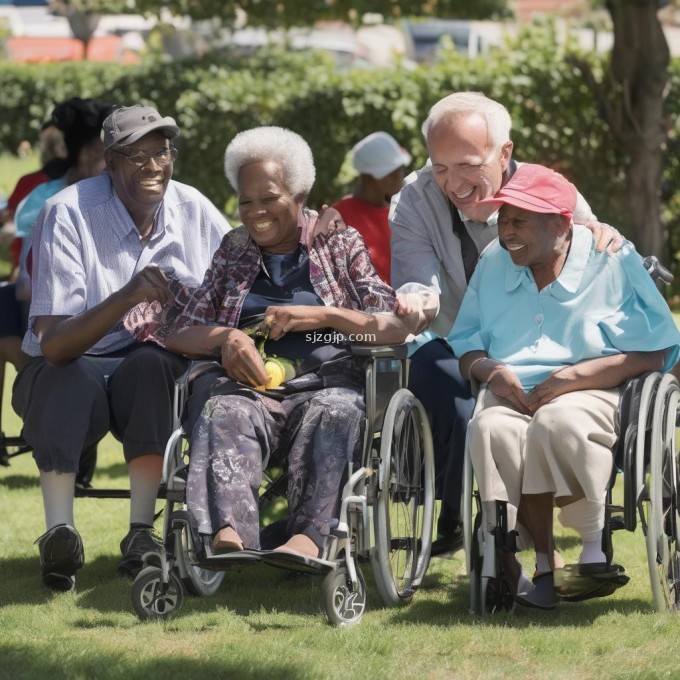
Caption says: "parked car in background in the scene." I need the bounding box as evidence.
[401,18,489,61]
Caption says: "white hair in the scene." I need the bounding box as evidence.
[224,126,316,196]
[421,92,512,154]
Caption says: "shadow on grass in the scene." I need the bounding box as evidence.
[77,561,332,622]
[382,571,654,628]
[0,473,39,489]
[91,461,129,481]
[0,554,134,609]
[555,534,581,551]
[1,553,332,623]
[0,643,303,680]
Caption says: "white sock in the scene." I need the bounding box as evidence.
[558,498,606,565]
[40,470,76,530]
[129,463,161,526]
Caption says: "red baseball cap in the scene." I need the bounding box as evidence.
[477,163,577,220]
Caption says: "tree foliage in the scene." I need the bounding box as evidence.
[568,0,671,259]
[134,0,512,29]
[3,18,680,283]
[48,0,132,12]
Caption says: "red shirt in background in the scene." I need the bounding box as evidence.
[6,169,50,269]
[332,195,391,284]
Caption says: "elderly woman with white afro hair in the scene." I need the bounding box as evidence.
[160,125,425,564]
[224,125,316,198]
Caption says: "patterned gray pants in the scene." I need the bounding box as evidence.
[186,385,365,550]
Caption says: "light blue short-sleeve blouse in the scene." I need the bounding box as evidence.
[448,224,680,392]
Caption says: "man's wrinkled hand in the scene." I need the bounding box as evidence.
[527,372,574,412]
[314,205,347,238]
[263,305,325,340]
[123,264,173,307]
[585,220,624,254]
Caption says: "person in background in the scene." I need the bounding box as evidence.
[0,119,69,278]
[332,131,411,284]
[0,99,111,480]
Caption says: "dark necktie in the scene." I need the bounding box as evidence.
[450,203,479,283]
[448,159,519,282]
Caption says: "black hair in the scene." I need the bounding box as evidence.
[49,97,115,168]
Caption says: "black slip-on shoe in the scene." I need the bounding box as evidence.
[35,524,84,592]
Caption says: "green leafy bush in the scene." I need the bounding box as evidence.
[1,22,677,275]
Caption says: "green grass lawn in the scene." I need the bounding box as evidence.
[3,153,680,679]
[2,361,680,680]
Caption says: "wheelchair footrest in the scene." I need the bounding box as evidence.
[260,550,336,576]
[196,550,263,571]
[555,563,630,602]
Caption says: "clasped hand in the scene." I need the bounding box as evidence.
[488,365,573,415]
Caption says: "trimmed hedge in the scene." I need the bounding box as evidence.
[1,22,678,271]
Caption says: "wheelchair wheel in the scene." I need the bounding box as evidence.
[371,389,435,606]
[623,373,661,532]
[132,566,185,621]
[645,375,680,612]
[175,524,225,596]
[462,446,475,578]
[322,566,367,627]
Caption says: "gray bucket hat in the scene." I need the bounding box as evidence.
[102,105,179,149]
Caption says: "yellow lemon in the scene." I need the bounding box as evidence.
[264,359,286,389]
[277,358,297,382]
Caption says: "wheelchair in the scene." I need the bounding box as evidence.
[0,431,31,467]
[129,344,436,626]
[463,371,680,615]
[464,254,680,615]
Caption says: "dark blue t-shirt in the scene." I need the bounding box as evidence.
[239,246,345,364]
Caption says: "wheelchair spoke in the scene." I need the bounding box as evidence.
[372,389,435,606]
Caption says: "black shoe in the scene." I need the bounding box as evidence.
[35,524,84,592]
[514,571,559,610]
[430,524,464,557]
[118,526,163,578]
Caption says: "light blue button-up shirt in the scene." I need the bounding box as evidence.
[24,173,231,357]
[448,224,680,392]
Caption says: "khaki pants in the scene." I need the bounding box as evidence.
[469,388,620,530]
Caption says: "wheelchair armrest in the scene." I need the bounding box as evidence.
[643,255,674,285]
[182,359,222,385]
[348,343,408,360]
[172,359,222,429]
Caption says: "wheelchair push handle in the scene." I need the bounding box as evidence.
[643,256,674,285]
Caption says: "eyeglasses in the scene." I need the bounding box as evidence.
[113,146,178,167]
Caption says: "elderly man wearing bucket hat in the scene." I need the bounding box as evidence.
[332,131,411,284]
[449,163,680,609]
[12,105,232,591]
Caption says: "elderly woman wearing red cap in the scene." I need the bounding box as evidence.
[449,163,680,609]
